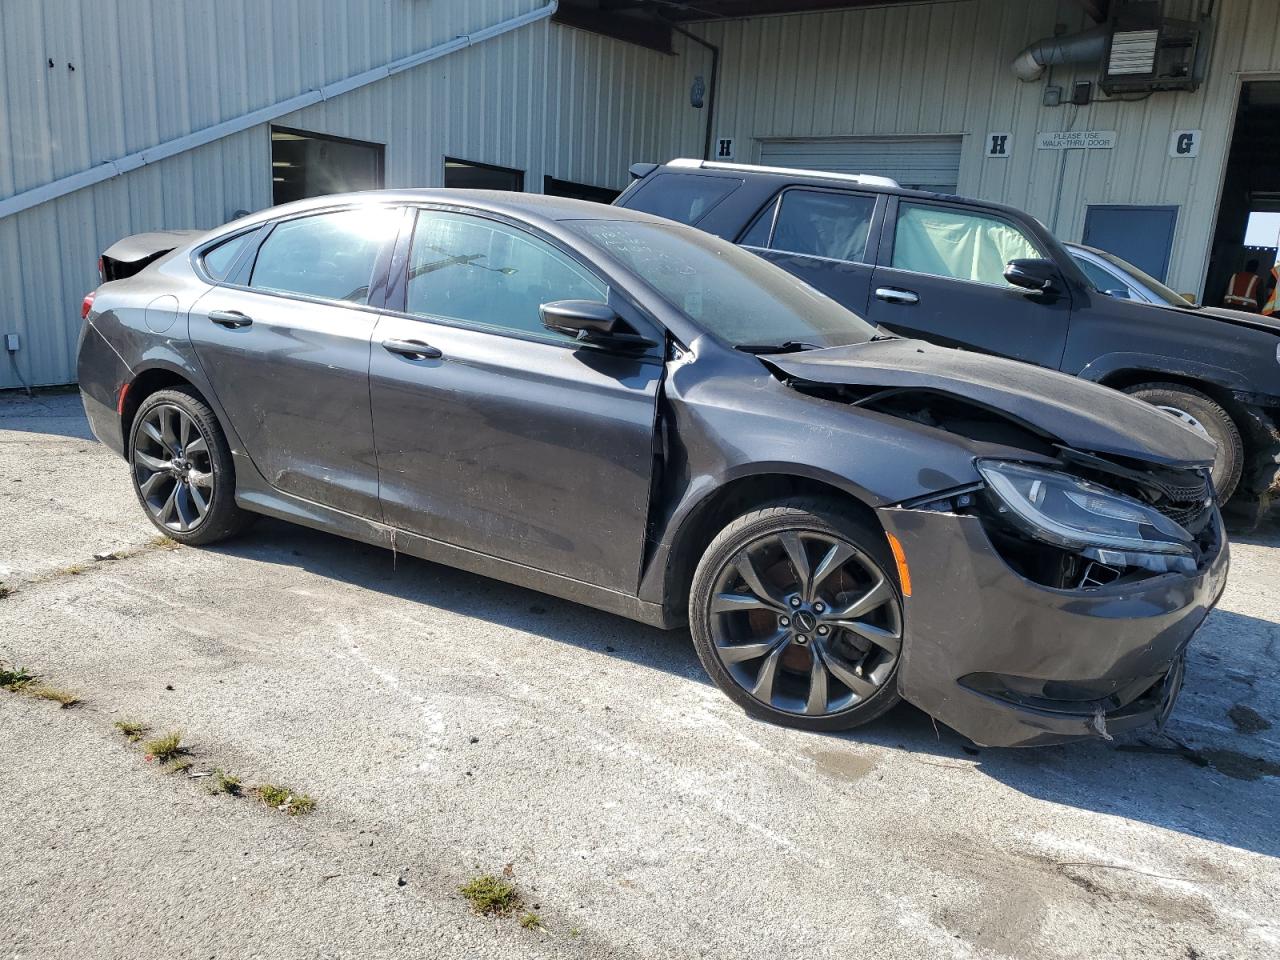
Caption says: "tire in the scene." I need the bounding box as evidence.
[128,386,253,545]
[689,497,904,732]
[1124,382,1244,502]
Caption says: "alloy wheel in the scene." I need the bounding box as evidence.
[133,403,215,532]
[707,530,902,717]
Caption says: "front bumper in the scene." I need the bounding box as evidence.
[879,506,1229,748]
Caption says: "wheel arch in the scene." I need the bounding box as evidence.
[649,470,885,624]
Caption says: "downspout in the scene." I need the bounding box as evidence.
[669,23,719,161]
[0,1,559,221]
[1011,25,1110,82]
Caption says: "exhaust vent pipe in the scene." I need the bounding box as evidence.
[1012,25,1110,82]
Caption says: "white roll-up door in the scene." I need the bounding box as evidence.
[758,137,963,193]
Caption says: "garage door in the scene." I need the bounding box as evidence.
[758,137,963,193]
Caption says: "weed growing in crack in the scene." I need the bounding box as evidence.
[255,784,315,815]
[114,720,149,741]
[460,875,520,916]
[209,769,243,796]
[27,686,80,708]
[144,732,185,763]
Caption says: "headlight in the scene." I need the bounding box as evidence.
[977,460,1194,558]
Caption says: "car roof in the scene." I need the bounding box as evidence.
[640,158,1045,221]
[229,189,667,232]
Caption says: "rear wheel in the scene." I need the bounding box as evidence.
[1124,382,1243,502]
[689,498,904,732]
[128,387,252,545]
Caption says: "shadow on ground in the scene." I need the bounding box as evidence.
[212,515,1280,862]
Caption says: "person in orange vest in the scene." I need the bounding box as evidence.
[1262,263,1280,317]
[1224,258,1263,311]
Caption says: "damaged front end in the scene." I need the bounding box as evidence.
[768,341,1228,746]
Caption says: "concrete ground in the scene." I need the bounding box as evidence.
[2,390,1278,960]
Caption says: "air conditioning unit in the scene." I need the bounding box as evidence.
[1101,1,1208,95]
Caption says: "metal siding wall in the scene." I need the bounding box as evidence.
[671,0,1280,299]
[0,2,681,387]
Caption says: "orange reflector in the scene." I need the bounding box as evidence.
[886,532,912,597]
[116,381,130,416]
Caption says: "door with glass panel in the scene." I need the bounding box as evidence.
[369,209,663,591]
[189,205,401,517]
[866,199,1071,368]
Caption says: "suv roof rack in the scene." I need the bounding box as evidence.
[665,157,900,189]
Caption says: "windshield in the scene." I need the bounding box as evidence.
[568,219,878,349]
[1091,248,1197,308]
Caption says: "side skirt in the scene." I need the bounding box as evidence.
[232,459,674,630]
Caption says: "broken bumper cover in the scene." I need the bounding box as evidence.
[879,506,1229,748]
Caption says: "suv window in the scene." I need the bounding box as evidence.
[891,202,1041,287]
[623,174,741,226]
[249,208,397,304]
[407,211,606,340]
[202,232,254,281]
[741,189,876,263]
[1073,255,1128,295]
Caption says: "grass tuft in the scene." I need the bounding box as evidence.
[164,757,194,775]
[0,665,35,691]
[460,875,521,916]
[209,769,243,796]
[143,731,185,763]
[255,784,316,815]
[114,720,149,742]
[518,911,544,931]
[27,685,81,708]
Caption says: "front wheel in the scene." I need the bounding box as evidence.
[128,386,252,545]
[689,498,904,732]
[1124,382,1243,502]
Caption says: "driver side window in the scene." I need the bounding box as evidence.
[891,202,1042,287]
[406,211,607,341]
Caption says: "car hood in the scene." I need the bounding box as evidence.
[1185,303,1280,335]
[766,339,1216,468]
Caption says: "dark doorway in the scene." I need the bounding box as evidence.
[1082,205,1179,283]
[543,176,621,204]
[1205,80,1280,309]
[443,158,524,191]
[270,127,384,205]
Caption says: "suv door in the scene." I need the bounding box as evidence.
[738,187,883,316]
[369,208,663,591]
[865,198,1071,368]
[189,205,401,517]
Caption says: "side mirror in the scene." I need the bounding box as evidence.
[1004,258,1062,295]
[540,300,656,351]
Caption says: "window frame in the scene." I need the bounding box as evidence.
[270,125,386,206]
[736,186,884,266]
[383,205,663,355]
[194,203,404,315]
[622,172,743,226]
[192,226,267,285]
[878,195,1047,290]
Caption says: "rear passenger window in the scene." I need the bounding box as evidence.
[623,174,741,225]
[249,208,398,304]
[891,202,1042,287]
[753,190,876,262]
[201,233,254,281]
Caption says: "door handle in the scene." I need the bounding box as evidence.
[874,287,919,305]
[382,338,443,361]
[208,310,253,328]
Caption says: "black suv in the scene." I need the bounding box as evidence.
[616,159,1280,523]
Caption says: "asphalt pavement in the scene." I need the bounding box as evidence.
[2,391,1278,960]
